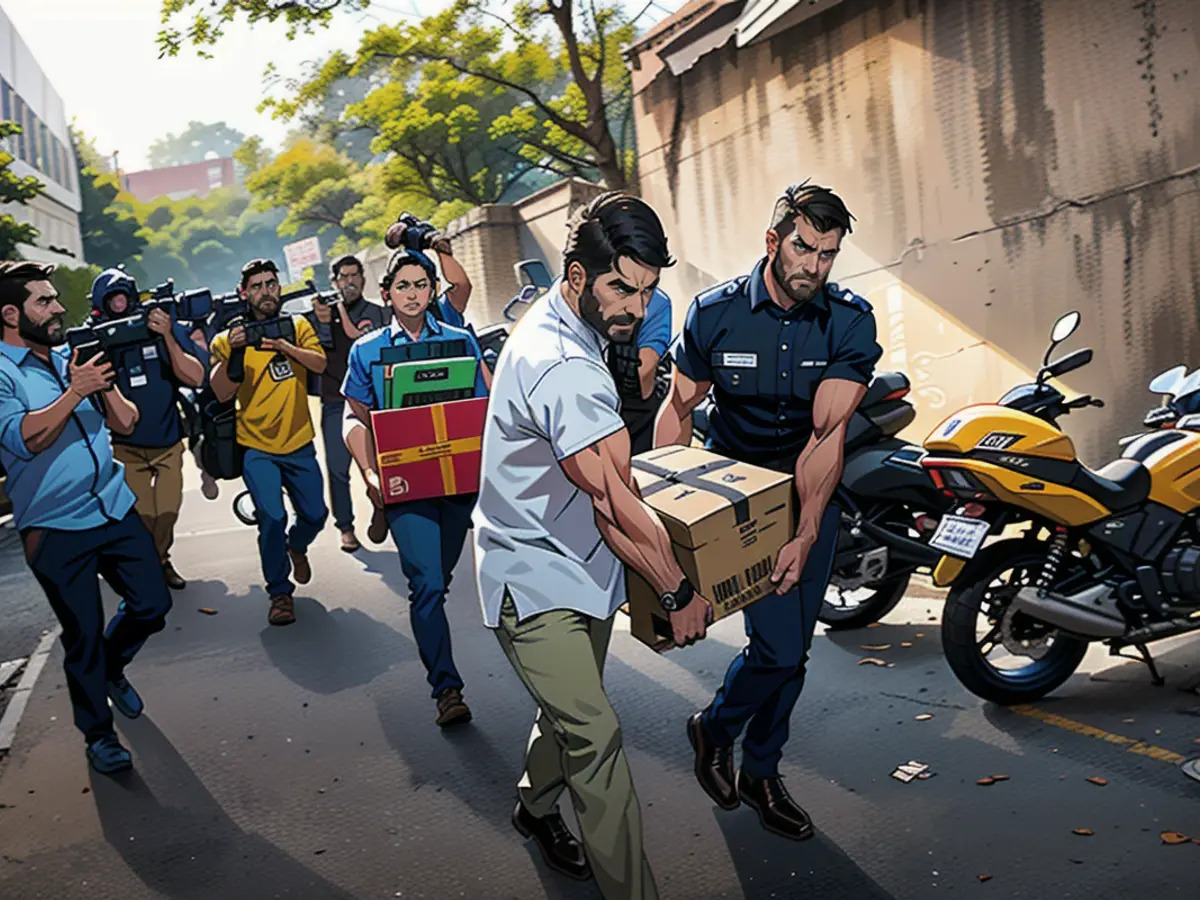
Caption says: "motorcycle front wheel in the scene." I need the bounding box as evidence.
[942,539,1089,705]
[820,573,910,630]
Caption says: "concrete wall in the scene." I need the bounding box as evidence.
[632,0,1200,465]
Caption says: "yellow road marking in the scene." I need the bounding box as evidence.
[1010,705,1186,765]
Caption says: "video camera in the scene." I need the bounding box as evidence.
[241,315,297,350]
[210,291,249,332]
[65,314,155,367]
[396,213,440,253]
[139,278,215,325]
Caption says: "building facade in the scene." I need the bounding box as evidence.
[0,4,83,265]
[120,157,237,204]
[628,0,1200,464]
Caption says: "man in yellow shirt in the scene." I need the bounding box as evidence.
[210,259,329,626]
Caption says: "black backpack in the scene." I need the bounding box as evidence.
[197,397,245,481]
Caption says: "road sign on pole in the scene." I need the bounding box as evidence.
[283,237,322,284]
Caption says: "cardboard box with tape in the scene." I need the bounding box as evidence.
[625,446,794,651]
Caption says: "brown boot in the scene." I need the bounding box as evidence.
[368,507,389,545]
[268,594,296,626]
[288,548,312,585]
[435,688,472,728]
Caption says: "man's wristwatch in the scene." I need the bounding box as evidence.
[659,578,695,613]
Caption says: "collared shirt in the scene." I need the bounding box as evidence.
[0,341,136,531]
[109,321,207,449]
[472,281,628,627]
[308,297,393,404]
[210,315,324,456]
[341,310,488,410]
[637,288,672,357]
[672,257,882,470]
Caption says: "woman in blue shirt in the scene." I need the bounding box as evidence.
[340,247,487,729]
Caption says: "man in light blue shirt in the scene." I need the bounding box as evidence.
[0,262,173,776]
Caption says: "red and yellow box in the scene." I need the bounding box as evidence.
[370,398,488,504]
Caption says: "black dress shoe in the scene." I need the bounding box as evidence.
[736,770,814,841]
[687,712,739,810]
[512,802,592,881]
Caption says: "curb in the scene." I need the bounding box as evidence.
[0,627,61,754]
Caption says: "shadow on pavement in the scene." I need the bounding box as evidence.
[91,715,358,900]
[714,809,896,900]
[260,596,416,694]
[354,546,409,595]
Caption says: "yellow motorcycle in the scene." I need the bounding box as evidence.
[919,311,1200,704]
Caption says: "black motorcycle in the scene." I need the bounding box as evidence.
[693,372,953,629]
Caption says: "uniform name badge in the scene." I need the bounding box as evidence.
[721,352,757,368]
[142,344,159,360]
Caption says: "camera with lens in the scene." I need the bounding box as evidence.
[65,313,156,368]
[241,315,298,350]
[396,213,440,253]
[211,291,249,332]
[140,279,215,325]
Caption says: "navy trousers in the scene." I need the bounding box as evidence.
[320,400,355,533]
[702,503,842,778]
[385,494,475,698]
[24,512,173,744]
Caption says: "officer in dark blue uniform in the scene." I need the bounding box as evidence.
[657,182,882,841]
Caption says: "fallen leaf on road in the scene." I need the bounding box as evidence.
[198,608,218,616]
[81,787,90,794]
[916,633,926,638]
[860,644,892,651]
[977,777,996,786]
[990,775,1010,782]
[901,642,914,647]
[314,849,326,855]
[858,658,888,666]
[1086,777,1108,786]
[1073,828,1094,837]
[866,623,882,629]
[1160,832,1190,845]
[1193,738,1200,744]
[977,874,993,883]
[915,713,934,721]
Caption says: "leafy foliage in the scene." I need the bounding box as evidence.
[243,136,366,241]
[74,128,148,269]
[50,264,102,325]
[0,121,46,260]
[147,120,247,168]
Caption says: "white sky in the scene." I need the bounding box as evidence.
[3,0,684,172]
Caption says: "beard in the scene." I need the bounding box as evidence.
[18,307,67,347]
[252,296,280,319]
[579,282,640,344]
[771,252,823,304]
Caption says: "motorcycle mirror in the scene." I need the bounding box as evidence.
[1175,369,1200,401]
[1043,347,1093,380]
[1149,364,1188,396]
[1050,311,1081,344]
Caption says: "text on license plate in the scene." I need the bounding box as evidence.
[929,515,990,559]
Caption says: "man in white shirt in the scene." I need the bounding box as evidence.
[472,193,712,899]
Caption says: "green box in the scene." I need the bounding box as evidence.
[382,357,479,409]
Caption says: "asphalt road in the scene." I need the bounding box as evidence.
[0,524,57,666]
[1,453,1198,899]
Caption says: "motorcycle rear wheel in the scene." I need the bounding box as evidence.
[820,573,910,630]
[942,539,1089,705]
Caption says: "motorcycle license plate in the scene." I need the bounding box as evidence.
[929,515,989,560]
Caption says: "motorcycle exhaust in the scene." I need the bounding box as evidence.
[1012,584,1126,638]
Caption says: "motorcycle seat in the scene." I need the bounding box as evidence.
[1071,458,1151,511]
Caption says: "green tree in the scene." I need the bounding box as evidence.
[147,120,247,168]
[73,128,147,268]
[0,121,46,259]
[50,264,102,325]
[243,136,366,240]
[158,0,640,190]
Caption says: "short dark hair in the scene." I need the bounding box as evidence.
[240,258,279,289]
[330,255,363,281]
[562,192,674,284]
[769,181,854,238]
[380,248,437,293]
[0,261,55,316]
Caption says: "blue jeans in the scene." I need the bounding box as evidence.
[242,443,329,597]
[320,400,354,533]
[385,494,475,698]
[702,503,842,778]
[24,512,173,744]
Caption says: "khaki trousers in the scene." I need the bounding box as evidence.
[494,592,658,900]
[114,441,185,564]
